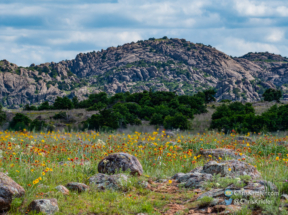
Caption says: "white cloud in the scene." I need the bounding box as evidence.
[0,4,48,15]
[216,37,280,57]
[266,29,284,42]
[234,0,288,17]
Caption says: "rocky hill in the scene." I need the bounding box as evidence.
[1,37,288,108]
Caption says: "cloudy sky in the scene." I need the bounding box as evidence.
[1,0,288,66]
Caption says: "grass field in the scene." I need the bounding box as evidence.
[1,129,288,214]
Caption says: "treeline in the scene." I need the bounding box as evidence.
[210,102,288,133]
[24,89,216,131]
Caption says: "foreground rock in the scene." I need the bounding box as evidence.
[66,182,89,193]
[172,172,213,189]
[98,152,143,176]
[89,173,128,191]
[0,172,25,213]
[0,172,25,197]
[27,198,59,215]
[197,148,250,161]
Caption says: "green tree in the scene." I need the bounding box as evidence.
[87,102,107,111]
[150,113,164,125]
[29,119,47,131]
[53,96,74,110]
[0,104,6,126]
[38,101,51,111]
[164,113,191,130]
[9,113,31,131]
[263,88,282,102]
[72,96,79,108]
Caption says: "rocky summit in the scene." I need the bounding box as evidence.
[1,38,288,108]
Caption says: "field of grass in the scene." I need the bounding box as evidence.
[1,129,288,214]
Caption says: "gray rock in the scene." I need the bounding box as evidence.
[201,161,229,176]
[234,136,253,142]
[190,160,261,179]
[89,173,128,190]
[66,182,89,193]
[27,198,59,215]
[197,189,225,200]
[98,152,143,176]
[196,148,251,161]
[55,185,69,195]
[0,172,25,212]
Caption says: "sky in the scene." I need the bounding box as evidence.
[0,0,288,66]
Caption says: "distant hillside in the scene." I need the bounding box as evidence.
[1,37,288,109]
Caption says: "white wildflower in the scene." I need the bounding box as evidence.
[215,183,220,187]
[235,178,241,181]
[10,138,15,141]
[96,139,105,146]
[31,141,35,145]
[15,145,21,149]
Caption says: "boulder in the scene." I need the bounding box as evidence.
[171,172,213,189]
[89,173,128,190]
[0,172,25,197]
[66,182,89,193]
[0,185,13,212]
[0,172,25,212]
[98,152,143,176]
[27,198,59,215]
[190,160,261,179]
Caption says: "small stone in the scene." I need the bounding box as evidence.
[27,198,59,215]
[281,194,288,200]
[66,182,89,193]
[55,185,69,195]
[164,131,176,138]
[235,136,252,142]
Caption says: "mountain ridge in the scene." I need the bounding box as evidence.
[1,37,288,109]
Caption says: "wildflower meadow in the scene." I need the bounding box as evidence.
[1,129,288,214]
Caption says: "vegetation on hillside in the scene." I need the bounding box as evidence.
[210,101,288,133]
[23,89,216,131]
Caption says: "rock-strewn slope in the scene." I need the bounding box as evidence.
[1,38,288,108]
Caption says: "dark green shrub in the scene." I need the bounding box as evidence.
[9,113,31,131]
[164,113,191,130]
[24,104,38,111]
[29,119,47,131]
[149,113,163,125]
[53,111,67,120]
[87,102,107,111]
[38,101,52,111]
[139,106,155,119]
[53,96,74,110]
[263,88,282,102]
[0,104,6,126]
[220,99,231,103]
